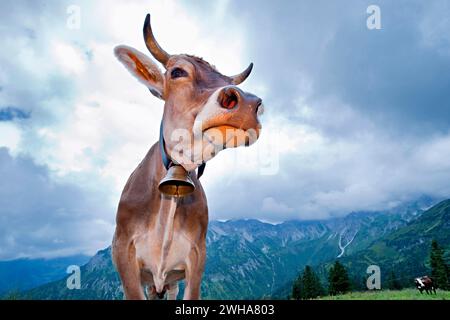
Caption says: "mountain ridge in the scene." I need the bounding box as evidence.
[6,197,447,300]
[272,199,450,298]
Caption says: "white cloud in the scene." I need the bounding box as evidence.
[261,197,294,214]
[52,42,86,75]
[0,123,21,152]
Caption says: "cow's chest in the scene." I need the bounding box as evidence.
[133,201,194,288]
[135,230,191,272]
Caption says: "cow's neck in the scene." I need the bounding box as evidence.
[158,120,206,178]
[150,140,175,231]
[148,141,179,289]
[154,194,177,288]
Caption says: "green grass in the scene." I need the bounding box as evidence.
[318,289,450,300]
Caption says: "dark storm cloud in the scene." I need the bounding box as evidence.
[181,0,450,220]
[192,0,450,135]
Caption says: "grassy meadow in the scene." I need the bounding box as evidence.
[318,289,450,300]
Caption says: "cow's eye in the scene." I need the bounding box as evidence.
[171,68,188,79]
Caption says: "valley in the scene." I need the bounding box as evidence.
[2,197,448,300]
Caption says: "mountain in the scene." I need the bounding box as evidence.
[273,199,450,298]
[0,255,90,295]
[339,199,450,288]
[20,198,436,300]
[21,248,121,300]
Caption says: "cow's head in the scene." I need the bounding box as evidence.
[415,278,425,289]
[115,14,263,172]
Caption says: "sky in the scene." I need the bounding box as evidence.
[1,0,450,259]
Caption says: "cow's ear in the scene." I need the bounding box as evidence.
[114,45,165,100]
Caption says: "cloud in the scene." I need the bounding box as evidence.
[203,113,450,222]
[261,197,294,215]
[0,122,21,151]
[222,0,450,134]
[52,42,87,75]
[194,0,450,221]
[0,0,251,257]
[0,0,450,257]
[0,148,114,259]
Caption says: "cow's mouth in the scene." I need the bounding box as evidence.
[203,124,238,135]
[202,124,260,147]
[203,125,238,145]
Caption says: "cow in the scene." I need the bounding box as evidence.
[415,276,436,294]
[111,14,263,300]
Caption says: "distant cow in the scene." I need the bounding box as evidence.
[415,276,436,294]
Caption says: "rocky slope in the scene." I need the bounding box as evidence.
[21,198,435,300]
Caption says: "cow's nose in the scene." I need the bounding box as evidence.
[218,86,262,114]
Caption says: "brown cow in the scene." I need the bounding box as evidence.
[415,276,436,294]
[112,14,263,300]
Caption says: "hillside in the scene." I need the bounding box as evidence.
[23,248,121,300]
[340,199,450,287]
[276,199,450,298]
[19,199,433,300]
[0,255,90,295]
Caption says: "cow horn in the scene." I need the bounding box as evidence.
[230,63,254,85]
[143,14,171,67]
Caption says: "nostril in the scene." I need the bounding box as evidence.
[219,87,239,109]
[255,99,262,113]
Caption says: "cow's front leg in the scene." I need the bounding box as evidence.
[112,234,145,300]
[183,246,206,300]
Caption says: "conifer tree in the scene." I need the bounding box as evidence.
[387,270,402,290]
[328,261,351,295]
[430,239,449,290]
[301,265,323,299]
[292,273,303,300]
[292,265,323,299]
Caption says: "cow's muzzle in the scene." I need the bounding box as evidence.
[218,86,262,114]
